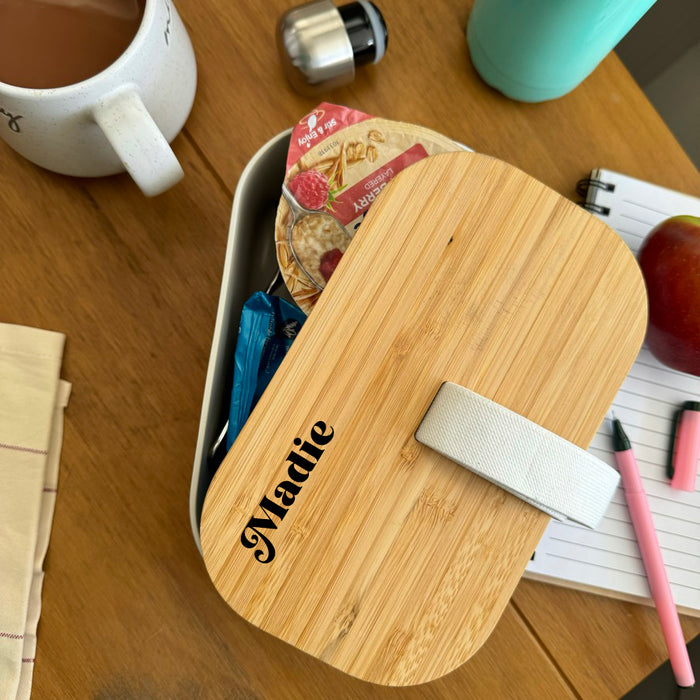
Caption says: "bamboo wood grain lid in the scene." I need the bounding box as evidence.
[200,152,647,686]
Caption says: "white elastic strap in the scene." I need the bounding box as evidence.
[415,383,619,529]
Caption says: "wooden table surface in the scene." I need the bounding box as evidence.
[2,1,698,698]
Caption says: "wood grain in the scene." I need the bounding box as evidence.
[0,0,693,697]
[200,152,646,685]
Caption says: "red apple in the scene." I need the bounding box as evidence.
[638,215,700,376]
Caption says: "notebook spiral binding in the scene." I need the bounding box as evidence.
[576,177,615,216]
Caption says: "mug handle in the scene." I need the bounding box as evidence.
[92,87,184,197]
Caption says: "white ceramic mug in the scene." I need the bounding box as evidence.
[0,0,196,196]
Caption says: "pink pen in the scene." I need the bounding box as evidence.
[612,417,695,688]
[671,401,700,492]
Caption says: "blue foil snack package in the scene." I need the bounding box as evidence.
[227,292,306,449]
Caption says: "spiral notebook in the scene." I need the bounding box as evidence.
[524,168,700,617]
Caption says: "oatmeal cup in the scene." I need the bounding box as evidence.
[275,103,462,314]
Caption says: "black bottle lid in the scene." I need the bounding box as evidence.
[339,1,388,66]
[277,0,388,95]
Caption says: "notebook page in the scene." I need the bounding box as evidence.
[583,168,700,255]
[525,170,700,615]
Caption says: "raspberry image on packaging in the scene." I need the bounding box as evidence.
[288,170,330,210]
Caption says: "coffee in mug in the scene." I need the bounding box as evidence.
[0,0,197,196]
[0,0,146,89]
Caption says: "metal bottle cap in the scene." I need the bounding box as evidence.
[277,0,388,95]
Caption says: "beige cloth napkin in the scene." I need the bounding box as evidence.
[0,323,70,700]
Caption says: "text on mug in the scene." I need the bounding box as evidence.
[0,108,22,133]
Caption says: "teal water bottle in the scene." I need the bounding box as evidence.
[467,0,656,102]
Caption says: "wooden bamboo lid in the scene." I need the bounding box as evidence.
[200,152,646,686]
